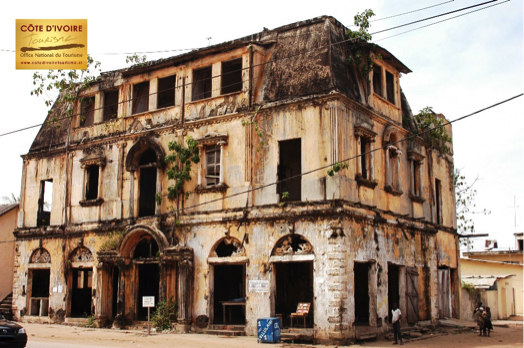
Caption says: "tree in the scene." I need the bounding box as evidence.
[1,193,20,204]
[164,137,200,218]
[455,169,490,247]
[345,9,376,77]
[31,55,102,124]
[414,106,452,155]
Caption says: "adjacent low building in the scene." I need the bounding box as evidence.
[12,16,459,344]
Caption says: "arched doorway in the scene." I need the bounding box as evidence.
[132,235,160,320]
[69,246,94,317]
[209,237,247,325]
[270,234,314,328]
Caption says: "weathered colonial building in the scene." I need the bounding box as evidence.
[13,16,459,343]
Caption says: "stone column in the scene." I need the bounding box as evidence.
[113,262,127,329]
[95,262,109,327]
[395,150,402,191]
[197,145,204,187]
[399,266,407,325]
[368,262,378,327]
[129,170,135,218]
[176,254,193,333]
[410,161,415,195]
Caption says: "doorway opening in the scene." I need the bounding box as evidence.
[213,264,245,324]
[29,269,50,316]
[274,261,313,328]
[354,262,370,325]
[71,268,93,317]
[137,264,159,320]
[277,139,301,201]
[388,264,400,323]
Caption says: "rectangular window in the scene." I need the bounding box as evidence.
[413,161,422,197]
[278,139,301,201]
[80,97,95,127]
[85,165,99,200]
[205,145,221,187]
[132,81,149,114]
[435,179,442,224]
[373,64,382,97]
[157,75,176,109]
[103,90,119,122]
[386,70,395,104]
[192,66,212,101]
[37,179,53,227]
[221,58,242,95]
[361,137,370,180]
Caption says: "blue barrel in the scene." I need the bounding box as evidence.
[257,317,281,343]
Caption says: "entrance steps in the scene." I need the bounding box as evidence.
[0,293,13,319]
[281,328,314,342]
[205,324,246,336]
[355,325,378,340]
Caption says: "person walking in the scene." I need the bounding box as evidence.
[391,303,404,345]
[483,307,493,337]
[474,302,486,336]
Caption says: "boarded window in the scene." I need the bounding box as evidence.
[157,75,176,109]
[205,145,221,187]
[373,64,382,97]
[133,81,149,114]
[221,58,242,95]
[103,90,119,121]
[192,66,212,101]
[278,139,301,201]
[80,97,95,127]
[386,70,395,104]
[85,165,99,200]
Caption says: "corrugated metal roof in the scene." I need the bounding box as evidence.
[0,203,18,217]
[461,274,515,289]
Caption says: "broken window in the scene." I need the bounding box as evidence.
[157,75,176,109]
[85,165,99,200]
[205,145,221,187]
[192,66,212,101]
[221,58,242,95]
[103,90,119,122]
[373,64,383,97]
[37,179,52,227]
[80,97,95,127]
[138,149,157,217]
[133,237,160,259]
[278,139,301,202]
[386,70,396,104]
[132,81,149,114]
[435,179,442,224]
[518,239,523,251]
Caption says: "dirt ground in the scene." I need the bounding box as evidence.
[21,321,523,348]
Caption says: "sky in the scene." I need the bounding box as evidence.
[0,0,522,251]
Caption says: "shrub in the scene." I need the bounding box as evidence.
[152,297,178,331]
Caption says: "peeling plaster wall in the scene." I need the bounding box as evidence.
[0,206,17,299]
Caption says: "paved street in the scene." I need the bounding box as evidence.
[19,319,523,348]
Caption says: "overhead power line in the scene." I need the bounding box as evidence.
[178,93,523,213]
[0,0,510,138]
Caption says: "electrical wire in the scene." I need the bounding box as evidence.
[0,0,511,138]
[178,93,523,212]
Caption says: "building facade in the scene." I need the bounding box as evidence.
[12,16,459,343]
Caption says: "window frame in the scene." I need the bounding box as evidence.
[195,134,228,193]
[221,58,243,95]
[103,90,119,122]
[192,66,212,101]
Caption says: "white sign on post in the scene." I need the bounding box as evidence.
[143,296,155,307]
[143,296,155,336]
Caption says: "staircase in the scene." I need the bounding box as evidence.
[0,293,13,319]
[205,324,246,336]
